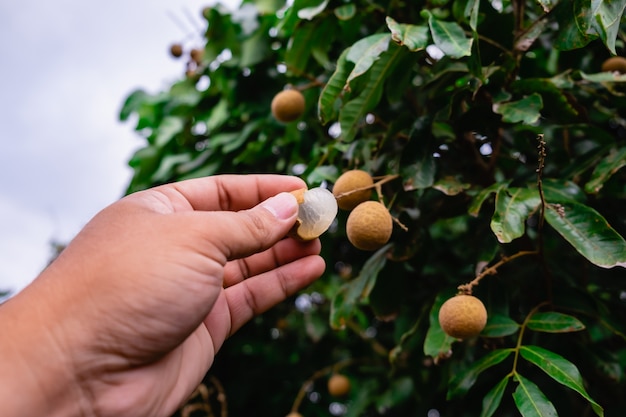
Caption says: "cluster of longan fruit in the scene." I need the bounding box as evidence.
[169,42,205,78]
[332,170,393,251]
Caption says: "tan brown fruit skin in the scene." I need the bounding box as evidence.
[332,170,374,211]
[346,201,392,251]
[287,188,308,241]
[327,374,351,397]
[602,56,626,73]
[190,48,204,64]
[438,295,487,339]
[271,90,305,123]
[286,413,303,417]
[169,43,183,58]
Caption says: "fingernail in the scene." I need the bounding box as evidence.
[261,192,298,220]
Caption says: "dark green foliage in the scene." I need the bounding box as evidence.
[121,1,626,415]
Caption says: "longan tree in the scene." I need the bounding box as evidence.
[120,1,626,416]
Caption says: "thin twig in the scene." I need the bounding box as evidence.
[290,358,358,413]
[457,250,538,294]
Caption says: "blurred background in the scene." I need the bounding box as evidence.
[0,0,238,296]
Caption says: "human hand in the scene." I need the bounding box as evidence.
[0,175,325,417]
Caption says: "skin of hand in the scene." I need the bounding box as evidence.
[0,174,325,417]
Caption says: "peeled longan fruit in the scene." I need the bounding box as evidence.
[601,56,626,73]
[346,201,392,251]
[271,89,305,123]
[438,294,487,339]
[332,170,374,211]
[290,187,338,241]
[327,373,351,397]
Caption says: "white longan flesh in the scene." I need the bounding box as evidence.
[296,187,338,240]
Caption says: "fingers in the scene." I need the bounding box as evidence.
[204,254,326,347]
[195,192,301,262]
[225,254,325,333]
[151,174,307,212]
[223,238,321,287]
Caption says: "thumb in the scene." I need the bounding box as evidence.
[204,192,300,261]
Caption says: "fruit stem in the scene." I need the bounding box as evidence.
[333,174,399,201]
[509,301,549,376]
[289,358,360,413]
[457,250,538,294]
[345,318,389,357]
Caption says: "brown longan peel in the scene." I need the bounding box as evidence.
[346,201,393,251]
[332,170,374,211]
[438,294,487,339]
[271,89,305,123]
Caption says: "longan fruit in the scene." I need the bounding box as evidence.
[346,201,392,251]
[601,56,626,73]
[271,89,305,123]
[332,170,374,211]
[169,43,183,58]
[289,187,338,241]
[286,413,303,417]
[327,374,351,397]
[190,48,204,64]
[438,294,487,339]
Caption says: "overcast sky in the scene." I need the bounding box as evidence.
[0,0,240,295]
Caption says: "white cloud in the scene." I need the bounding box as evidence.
[0,0,241,293]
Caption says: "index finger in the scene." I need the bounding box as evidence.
[156,174,307,212]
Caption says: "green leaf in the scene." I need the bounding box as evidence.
[580,71,626,83]
[329,244,390,329]
[512,373,558,417]
[284,23,317,73]
[422,10,473,58]
[199,98,230,133]
[423,290,456,359]
[520,345,604,416]
[527,312,586,333]
[467,0,480,31]
[447,349,514,400]
[433,176,471,196]
[545,202,626,269]
[511,78,579,122]
[493,93,543,124]
[480,376,510,417]
[490,187,540,243]
[318,48,351,124]
[402,128,436,190]
[152,153,192,183]
[385,17,429,52]
[154,117,185,147]
[588,0,626,54]
[297,0,329,20]
[541,179,586,203]
[554,1,597,51]
[345,34,391,86]
[119,89,150,121]
[334,4,356,20]
[482,314,520,337]
[584,147,626,194]
[468,182,508,217]
[340,44,405,142]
